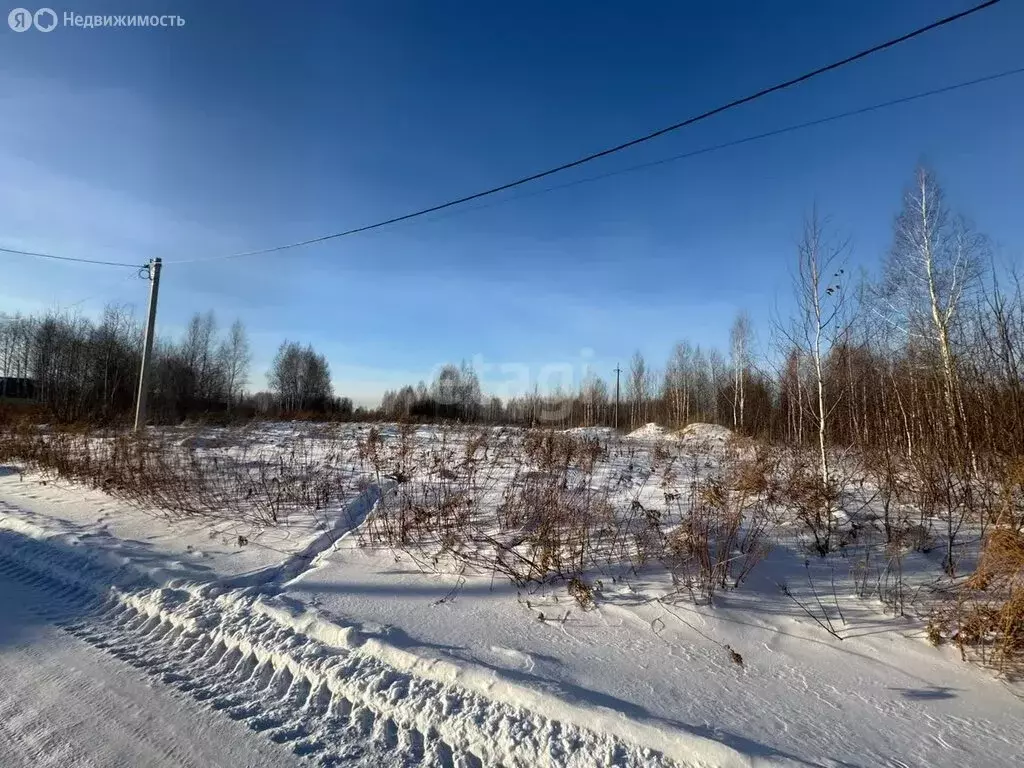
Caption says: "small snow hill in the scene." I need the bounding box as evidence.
[677,422,735,447]
[626,422,736,448]
[562,426,615,438]
[625,423,675,441]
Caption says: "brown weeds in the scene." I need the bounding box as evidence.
[0,422,361,528]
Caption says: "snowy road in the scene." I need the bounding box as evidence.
[0,557,298,768]
[0,525,675,768]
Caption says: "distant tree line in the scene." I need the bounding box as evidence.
[0,307,352,423]
[1,305,143,422]
[377,167,1024,469]
[264,340,353,417]
[377,347,771,431]
[380,362,484,422]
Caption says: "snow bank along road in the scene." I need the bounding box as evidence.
[0,508,709,768]
[0,540,296,768]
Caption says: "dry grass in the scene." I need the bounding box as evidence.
[28,418,1023,633]
[663,442,782,604]
[357,426,627,586]
[929,528,1024,678]
[5,417,1021,674]
[0,419,790,605]
[0,421,361,528]
[353,426,782,601]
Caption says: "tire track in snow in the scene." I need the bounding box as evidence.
[0,556,293,768]
[0,528,678,768]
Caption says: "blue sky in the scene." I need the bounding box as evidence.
[1,0,1022,404]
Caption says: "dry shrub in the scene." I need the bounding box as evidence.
[932,528,1024,677]
[360,424,490,550]
[0,423,362,528]
[490,440,608,583]
[3,420,782,604]
[521,429,605,475]
[970,528,1024,591]
[651,441,672,465]
[0,402,47,427]
[567,576,595,609]
[862,444,914,545]
[993,457,1024,531]
[730,447,770,495]
[361,428,663,592]
[664,445,780,604]
[901,523,935,553]
[776,449,840,556]
[902,433,977,577]
[926,619,944,647]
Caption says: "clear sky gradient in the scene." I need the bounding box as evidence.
[2,1,1022,404]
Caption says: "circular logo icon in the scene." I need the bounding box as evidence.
[34,7,57,31]
[8,7,33,31]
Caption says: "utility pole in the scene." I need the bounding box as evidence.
[614,364,621,431]
[133,257,162,432]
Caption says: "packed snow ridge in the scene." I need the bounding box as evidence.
[626,422,735,446]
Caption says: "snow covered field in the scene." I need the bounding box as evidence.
[0,422,1021,767]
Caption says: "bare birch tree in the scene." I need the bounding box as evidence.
[786,209,850,489]
[881,167,987,574]
[217,320,251,407]
[883,166,985,447]
[730,311,753,430]
[628,351,648,429]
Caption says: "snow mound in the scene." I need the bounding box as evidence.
[677,422,734,446]
[625,423,676,441]
[626,422,735,447]
[563,426,614,438]
[178,435,232,450]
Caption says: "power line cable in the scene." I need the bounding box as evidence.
[0,245,139,269]
[168,0,1003,265]
[408,66,1024,225]
[173,64,1024,259]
